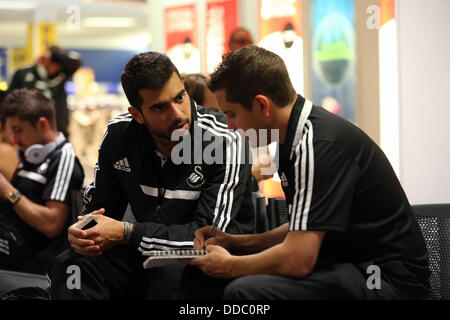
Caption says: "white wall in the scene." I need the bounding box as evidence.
[397,0,450,204]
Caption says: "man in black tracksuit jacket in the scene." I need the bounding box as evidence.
[48,52,255,299]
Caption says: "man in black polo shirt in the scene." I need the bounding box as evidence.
[0,89,84,271]
[48,51,254,299]
[187,46,430,299]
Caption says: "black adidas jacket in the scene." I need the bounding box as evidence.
[82,100,255,252]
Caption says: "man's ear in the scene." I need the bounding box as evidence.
[36,117,51,132]
[253,95,270,118]
[128,107,144,124]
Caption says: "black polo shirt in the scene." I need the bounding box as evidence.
[277,95,429,295]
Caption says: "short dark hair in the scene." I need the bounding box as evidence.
[1,89,56,128]
[181,73,209,106]
[121,51,181,109]
[209,46,297,110]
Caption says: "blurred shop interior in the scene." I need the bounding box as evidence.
[0,0,448,205]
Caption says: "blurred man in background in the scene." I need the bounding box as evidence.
[228,27,254,52]
[8,46,82,138]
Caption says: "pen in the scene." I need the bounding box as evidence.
[205,204,225,242]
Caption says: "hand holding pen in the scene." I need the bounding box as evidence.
[203,204,225,248]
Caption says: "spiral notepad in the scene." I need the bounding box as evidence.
[142,249,207,269]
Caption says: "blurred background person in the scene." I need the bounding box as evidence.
[0,90,18,181]
[228,27,254,52]
[182,73,220,112]
[8,46,82,138]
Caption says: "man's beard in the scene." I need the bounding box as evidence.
[144,118,190,141]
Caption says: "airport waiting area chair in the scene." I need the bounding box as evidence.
[413,204,450,300]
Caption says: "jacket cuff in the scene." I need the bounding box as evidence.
[130,222,144,250]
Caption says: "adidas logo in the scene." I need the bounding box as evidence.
[280,172,288,187]
[114,157,131,172]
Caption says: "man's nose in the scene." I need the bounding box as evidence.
[168,103,184,119]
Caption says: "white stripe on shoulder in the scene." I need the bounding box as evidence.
[50,143,75,201]
[290,99,313,160]
[108,113,133,125]
[301,120,314,230]
[196,112,228,129]
[290,121,314,231]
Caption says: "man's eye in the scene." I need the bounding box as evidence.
[175,93,185,103]
[151,105,163,112]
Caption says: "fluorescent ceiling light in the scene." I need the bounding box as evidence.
[83,17,137,28]
[0,1,36,10]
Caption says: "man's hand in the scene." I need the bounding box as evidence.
[0,172,15,199]
[193,226,233,251]
[184,245,235,278]
[68,208,125,256]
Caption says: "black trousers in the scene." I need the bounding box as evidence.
[48,246,230,300]
[223,263,410,300]
[0,215,37,271]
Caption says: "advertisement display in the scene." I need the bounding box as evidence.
[258,0,304,94]
[0,48,7,91]
[379,0,399,175]
[311,0,356,122]
[165,4,200,74]
[205,0,238,74]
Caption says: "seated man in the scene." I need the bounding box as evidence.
[0,88,84,271]
[187,46,430,300]
[48,51,255,300]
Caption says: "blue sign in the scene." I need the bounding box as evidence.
[311,0,356,122]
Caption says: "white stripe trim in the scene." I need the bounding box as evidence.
[290,122,314,231]
[51,144,75,201]
[196,109,228,129]
[141,237,194,247]
[140,185,158,197]
[0,242,9,250]
[197,121,238,231]
[17,170,47,184]
[290,99,313,160]
[165,189,201,200]
[50,144,69,200]
[0,247,9,255]
[301,121,314,230]
[140,185,201,200]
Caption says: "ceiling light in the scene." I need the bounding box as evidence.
[0,1,36,10]
[82,17,137,28]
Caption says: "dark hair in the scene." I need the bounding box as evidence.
[209,46,297,110]
[121,51,181,109]
[1,89,56,128]
[48,45,82,76]
[181,73,209,106]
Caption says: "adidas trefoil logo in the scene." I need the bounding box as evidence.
[114,157,131,172]
[280,172,288,187]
